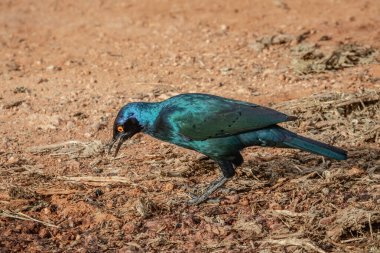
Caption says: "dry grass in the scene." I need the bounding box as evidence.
[1,91,379,252]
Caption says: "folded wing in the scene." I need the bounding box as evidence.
[164,94,296,140]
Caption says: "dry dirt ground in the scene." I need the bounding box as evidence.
[1,0,380,252]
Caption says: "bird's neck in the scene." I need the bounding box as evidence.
[136,102,163,133]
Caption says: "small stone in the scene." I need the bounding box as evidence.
[220,24,229,32]
[68,218,74,228]
[163,182,175,192]
[39,228,49,238]
[43,207,51,215]
[157,94,170,100]
[220,67,233,75]
[46,65,62,71]
[7,156,19,166]
[271,34,294,44]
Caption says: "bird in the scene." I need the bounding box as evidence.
[108,93,347,205]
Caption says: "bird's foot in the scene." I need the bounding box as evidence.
[188,176,228,205]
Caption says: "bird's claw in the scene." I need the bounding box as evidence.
[187,192,202,205]
[188,194,221,205]
[188,198,199,205]
[187,176,229,205]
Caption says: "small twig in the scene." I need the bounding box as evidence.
[271,232,304,239]
[27,140,84,153]
[58,176,131,184]
[340,237,366,243]
[111,154,130,161]
[0,210,58,228]
[268,209,310,217]
[293,165,303,173]
[35,189,79,196]
[260,238,326,253]
[368,213,373,240]
[57,175,146,189]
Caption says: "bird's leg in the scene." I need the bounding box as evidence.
[188,175,228,205]
[188,160,235,205]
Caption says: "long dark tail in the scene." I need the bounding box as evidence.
[239,126,348,160]
[281,130,347,160]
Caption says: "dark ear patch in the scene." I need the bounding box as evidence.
[126,117,138,125]
[124,117,142,131]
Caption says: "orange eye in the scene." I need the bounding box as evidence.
[117,126,124,132]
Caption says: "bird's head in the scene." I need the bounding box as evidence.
[108,103,143,157]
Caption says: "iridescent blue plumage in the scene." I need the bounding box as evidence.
[109,93,347,204]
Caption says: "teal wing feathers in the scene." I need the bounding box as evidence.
[160,94,295,141]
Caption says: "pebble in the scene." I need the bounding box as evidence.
[39,228,49,238]
[220,24,229,32]
[220,67,233,75]
[163,182,175,192]
[43,207,51,215]
[46,65,62,71]
[7,156,19,166]
[84,132,92,138]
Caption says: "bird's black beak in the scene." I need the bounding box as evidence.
[108,132,133,157]
[108,116,142,157]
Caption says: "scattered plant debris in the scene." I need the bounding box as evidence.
[292,44,378,74]
[27,140,104,159]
